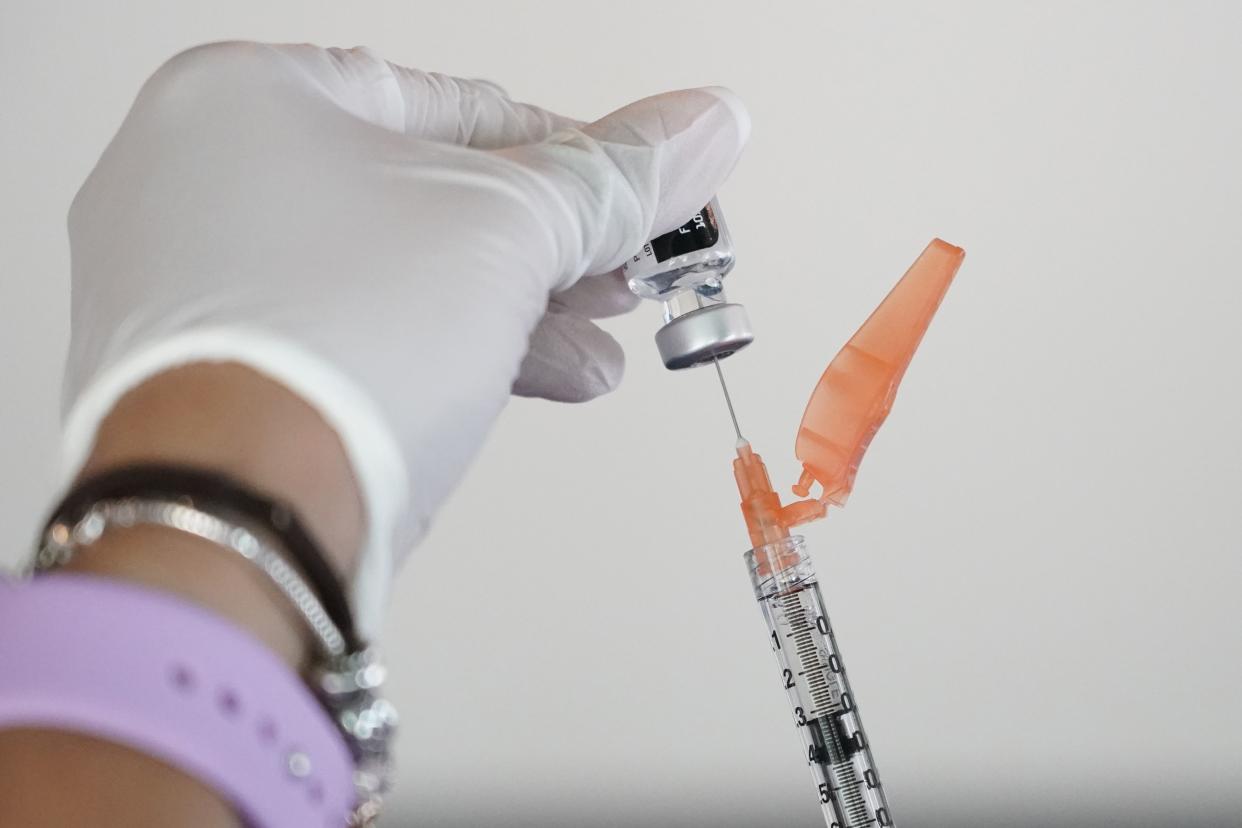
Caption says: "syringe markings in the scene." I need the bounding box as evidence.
[781,590,840,717]
[832,764,874,826]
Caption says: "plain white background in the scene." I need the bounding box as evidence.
[2,2,1239,825]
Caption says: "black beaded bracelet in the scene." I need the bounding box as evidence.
[38,464,361,653]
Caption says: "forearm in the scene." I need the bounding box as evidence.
[0,363,364,826]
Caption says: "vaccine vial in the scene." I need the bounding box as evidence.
[623,199,754,369]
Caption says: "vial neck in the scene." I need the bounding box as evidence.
[662,275,727,323]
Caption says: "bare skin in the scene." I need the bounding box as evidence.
[0,363,365,826]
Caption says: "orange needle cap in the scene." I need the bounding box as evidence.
[792,239,964,506]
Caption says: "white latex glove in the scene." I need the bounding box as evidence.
[63,42,750,639]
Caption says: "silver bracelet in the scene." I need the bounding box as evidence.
[33,496,397,827]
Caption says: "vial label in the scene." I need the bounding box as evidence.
[649,203,720,262]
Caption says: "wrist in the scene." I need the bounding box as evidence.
[62,362,365,668]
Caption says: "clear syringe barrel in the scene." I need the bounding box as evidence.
[745,536,895,828]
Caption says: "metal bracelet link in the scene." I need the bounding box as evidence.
[313,648,399,825]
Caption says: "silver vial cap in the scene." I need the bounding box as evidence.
[654,303,754,370]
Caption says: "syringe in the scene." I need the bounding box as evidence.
[749,534,892,827]
[714,240,964,827]
[714,358,893,826]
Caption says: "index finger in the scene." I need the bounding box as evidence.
[279,43,583,147]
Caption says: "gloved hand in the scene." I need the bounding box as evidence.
[63,41,749,639]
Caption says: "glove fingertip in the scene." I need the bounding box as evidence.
[551,270,641,319]
[513,313,626,403]
[696,85,752,148]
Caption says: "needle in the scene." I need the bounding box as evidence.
[712,354,745,445]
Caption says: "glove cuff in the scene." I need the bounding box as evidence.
[59,326,409,641]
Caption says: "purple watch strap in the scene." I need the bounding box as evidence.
[0,574,354,827]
